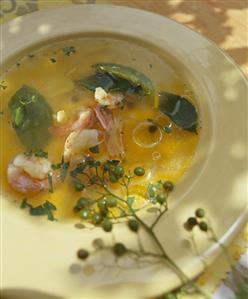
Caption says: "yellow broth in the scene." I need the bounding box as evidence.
[0,37,199,220]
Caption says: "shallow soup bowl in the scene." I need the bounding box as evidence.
[1,4,247,299]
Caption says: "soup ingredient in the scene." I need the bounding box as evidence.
[20,198,57,221]
[8,85,53,149]
[134,166,145,176]
[77,249,89,260]
[64,129,99,161]
[49,108,94,137]
[195,208,205,218]
[94,63,154,97]
[163,181,174,192]
[7,153,54,194]
[55,110,68,124]
[62,46,76,56]
[94,87,124,107]
[159,92,198,133]
[76,72,141,94]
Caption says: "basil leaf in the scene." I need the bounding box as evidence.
[94,63,154,96]
[8,85,53,149]
[76,73,115,92]
[159,92,198,132]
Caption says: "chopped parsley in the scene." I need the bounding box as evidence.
[49,57,57,63]
[52,156,70,183]
[20,198,57,221]
[48,172,53,193]
[24,149,48,159]
[62,46,76,56]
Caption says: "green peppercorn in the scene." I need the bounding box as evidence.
[102,218,113,232]
[106,196,117,208]
[77,249,89,260]
[195,208,205,218]
[134,166,145,176]
[92,213,103,224]
[97,198,107,210]
[109,173,118,183]
[103,163,110,172]
[78,198,90,208]
[185,217,198,231]
[79,209,90,220]
[156,193,167,205]
[112,242,127,257]
[128,219,139,232]
[75,182,85,192]
[199,221,208,232]
[113,165,124,177]
[163,181,174,192]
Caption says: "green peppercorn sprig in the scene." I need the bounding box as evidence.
[71,156,210,299]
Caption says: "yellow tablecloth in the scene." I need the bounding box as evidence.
[1,1,247,298]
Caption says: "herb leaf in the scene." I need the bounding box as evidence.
[62,46,76,56]
[8,85,53,149]
[159,92,198,132]
[21,199,57,221]
[94,63,154,96]
[48,173,53,193]
[52,156,69,183]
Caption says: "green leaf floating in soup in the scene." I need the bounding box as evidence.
[94,63,154,96]
[8,85,53,149]
[159,92,198,133]
[76,70,142,94]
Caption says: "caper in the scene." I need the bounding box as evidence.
[156,193,167,205]
[163,181,174,192]
[185,217,198,231]
[128,219,139,232]
[195,208,205,218]
[112,242,127,257]
[77,249,89,260]
[102,218,113,232]
[134,166,145,176]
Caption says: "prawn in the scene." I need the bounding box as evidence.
[94,87,124,108]
[7,153,55,195]
[49,108,94,137]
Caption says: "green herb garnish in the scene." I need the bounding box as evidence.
[94,63,154,96]
[24,149,48,159]
[8,85,53,149]
[48,173,53,193]
[159,92,198,133]
[62,46,76,56]
[49,57,57,63]
[52,156,70,183]
[20,199,57,221]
